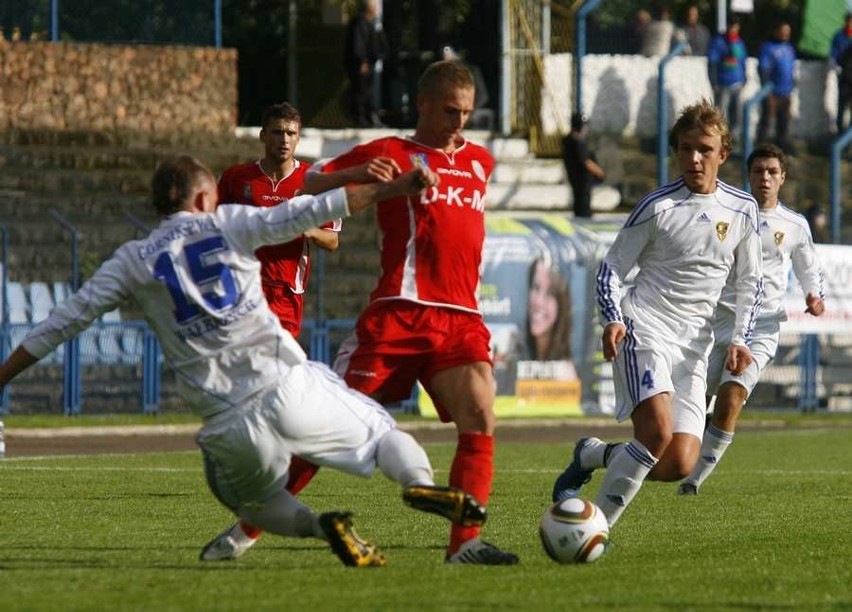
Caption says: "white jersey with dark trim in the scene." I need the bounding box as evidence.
[21,189,350,419]
[597,178,763,347]
[717,202,823,322]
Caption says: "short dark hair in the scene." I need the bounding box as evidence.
[668,98,733,153]
[417,60,475,97]
[747,143,788,174]
[261,102,301,130]
[150,155,214,216]
[570,112,589,132]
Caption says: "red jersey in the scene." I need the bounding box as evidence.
[217,159,341,335]
[315,136,493,313]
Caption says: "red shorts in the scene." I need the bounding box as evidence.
[263,283,302,337]
[339,300,492,421]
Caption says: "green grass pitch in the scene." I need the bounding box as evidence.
[1,427,850,611]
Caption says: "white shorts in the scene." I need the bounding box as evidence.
[707,309,780,398]
[197,361,396,511]
[612,318,709,440]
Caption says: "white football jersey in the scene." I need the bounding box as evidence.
[21,188,350,419]
[717,202,823,322]
[598,178,763,348]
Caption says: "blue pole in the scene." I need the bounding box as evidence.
[741,83,773,190]
[51,0,59,42]
[656,41,687,186]
[142,327,161,413]
[574,0,602,116]
[829,127,852,244]
[310,248,329,363]
[214,0,222,48]
[0,228,9,414]
[48,209,82,415]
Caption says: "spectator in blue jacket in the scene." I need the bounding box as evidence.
[757,22,797,152]
[707,16,747,133]
[829,13,852,133]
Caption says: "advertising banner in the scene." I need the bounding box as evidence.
[418,214,623,419]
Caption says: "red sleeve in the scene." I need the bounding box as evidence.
[217,167,237,205]
[319,140,386,174]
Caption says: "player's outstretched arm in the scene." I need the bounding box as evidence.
[303,157,401,195]
[305,227,340,252]
[344,167,438,214]
[0,345,40,390]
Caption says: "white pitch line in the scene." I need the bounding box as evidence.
[0,464,848,476]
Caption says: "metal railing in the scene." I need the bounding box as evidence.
[574,0,602,117]
[656,41,688,186]
[47,209,82,415]
[829,127,852,245]
[741,83,773,189]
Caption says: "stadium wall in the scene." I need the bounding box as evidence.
[0,41,237,135]
[542,54,839,141]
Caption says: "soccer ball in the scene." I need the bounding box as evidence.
[539,498,609,563]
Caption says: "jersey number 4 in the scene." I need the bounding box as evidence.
[153,236,238,323]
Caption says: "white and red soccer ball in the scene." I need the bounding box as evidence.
[539,498,609,563]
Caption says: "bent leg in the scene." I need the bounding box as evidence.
[682,381,746,490]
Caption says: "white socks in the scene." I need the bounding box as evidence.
[683,423,734,489]
[237,489,324,539]
[594,439,657,527]
[376,429,435,487]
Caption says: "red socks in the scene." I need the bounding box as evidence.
[448,432,494,554]
[286,456,320,495]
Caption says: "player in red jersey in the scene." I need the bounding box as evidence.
[200,102,340,561]
[301,60,518,565]
[217,102,341,338]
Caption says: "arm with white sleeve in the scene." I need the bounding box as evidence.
[0,255,131,387]
[730,220,764,348]
[229,167,438,254]
[791,227,825,316]
[596,220,653,360]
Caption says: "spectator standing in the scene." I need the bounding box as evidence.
[561,112,606,218]
[829,13,852,133]
[677,4,710,56]
[757,22,797,152]
[344,0,388,127]
[707,16,747,133]
[641,5,675,57]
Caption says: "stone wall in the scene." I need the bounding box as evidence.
[543,54,841,140]
[0,41,237,135]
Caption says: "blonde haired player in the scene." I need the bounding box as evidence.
[0,155,486,567]
[552,100,764,534]
[304,59,518,564]
[679,143,825,495]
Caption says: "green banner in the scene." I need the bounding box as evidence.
[798,0,849,58]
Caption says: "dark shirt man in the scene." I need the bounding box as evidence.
[561,113,605,218]
[344,0,388,127]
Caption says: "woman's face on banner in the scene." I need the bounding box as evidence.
[529,261,559,338]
